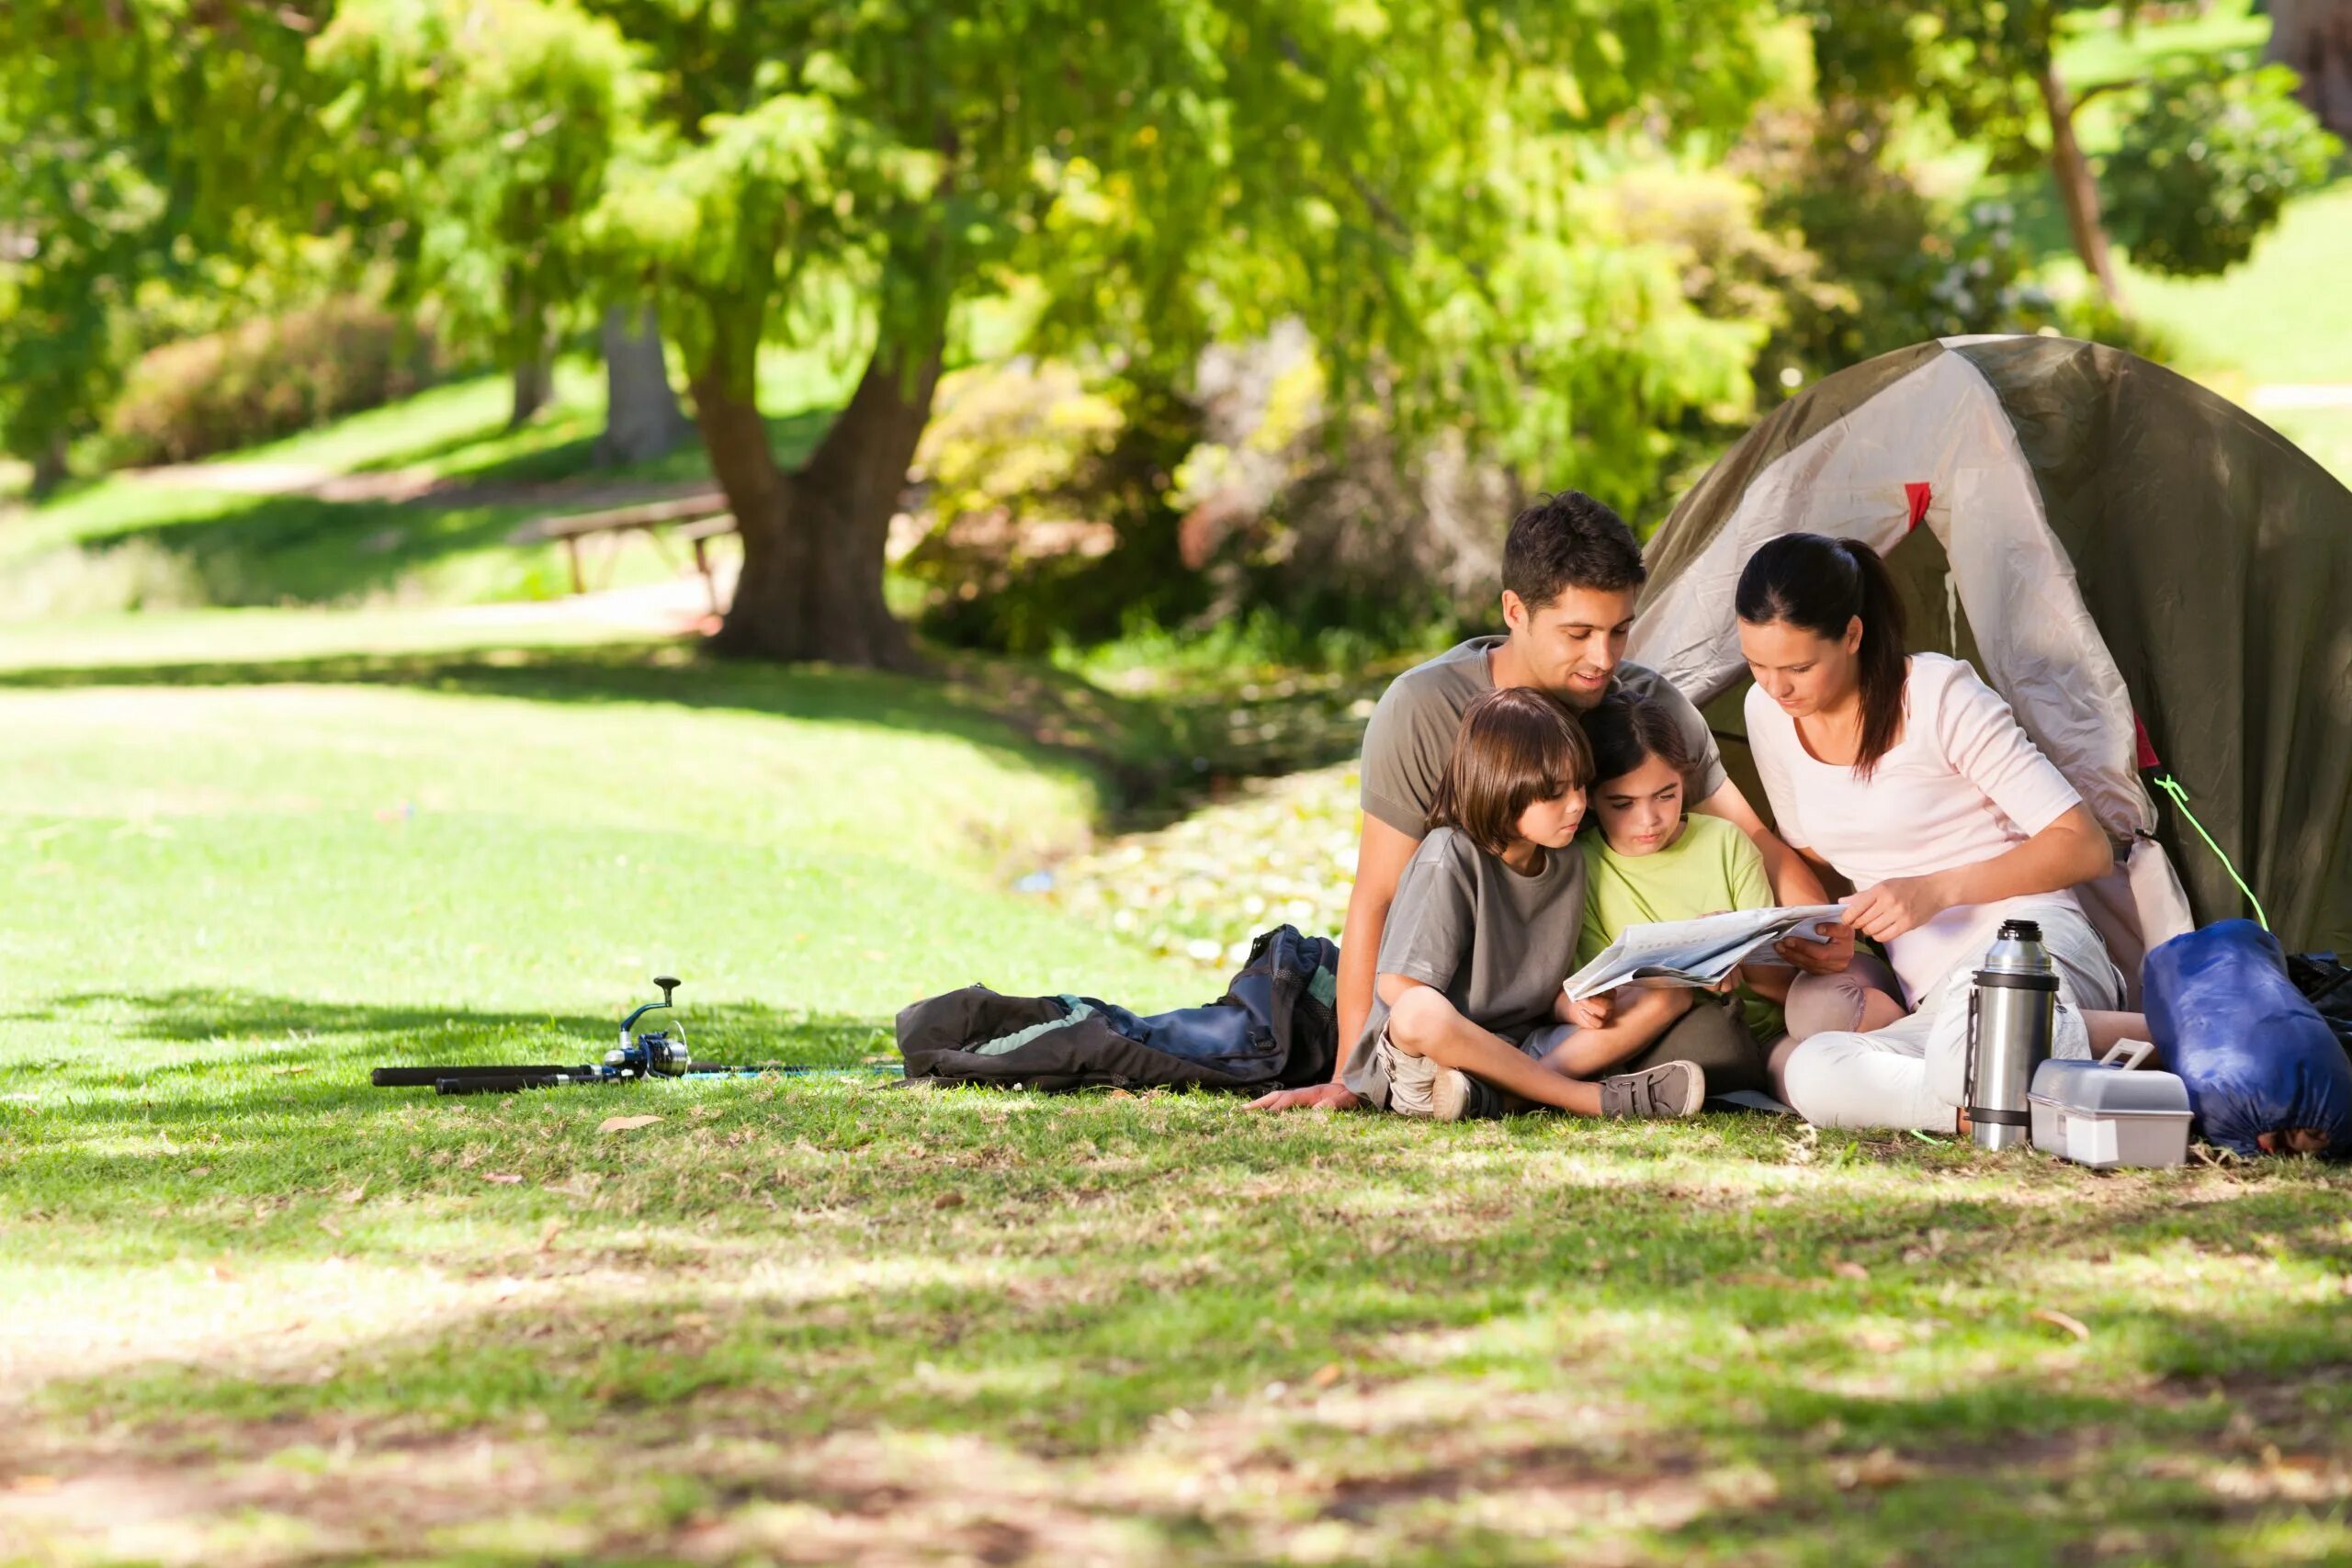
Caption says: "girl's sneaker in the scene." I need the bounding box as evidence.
[1600,1060,1706,1119]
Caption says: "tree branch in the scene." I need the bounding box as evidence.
[2069,76,2150,115]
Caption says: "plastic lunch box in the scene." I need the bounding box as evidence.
[2027,1041,2193,1169]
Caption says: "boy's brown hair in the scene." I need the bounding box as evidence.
[1580,689,1696,791]
[1427,687,1594,858]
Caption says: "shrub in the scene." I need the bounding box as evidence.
[2103,62,2342,278]
[102,299,438,467]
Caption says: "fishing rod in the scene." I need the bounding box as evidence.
[370,976,903,1096]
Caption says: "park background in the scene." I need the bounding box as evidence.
[3,1,2351,1562]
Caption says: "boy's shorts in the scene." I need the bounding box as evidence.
[1368,1022,1569,1117]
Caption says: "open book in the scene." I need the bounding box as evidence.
[1562,906,1849,1002]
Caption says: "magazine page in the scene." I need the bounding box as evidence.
[1563,906,1847,1000]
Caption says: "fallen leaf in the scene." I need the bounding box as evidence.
[187,1165,211,1179]
[1832,1260,1870,1282]
[317,1216,345,1240]
[933,1190,967,1210]
[1312,1362,1344,1389]
[266,1065,311,1077]
[537,1218,567,1252]
[2030,1307,2091,1342]
[543,1176,598,1199]
[1833,1448,1921,1490]
[207,1261,238,1283]
[340,1183,368,1205]
[481,1172,524,1185]
[598,1115,663,1134]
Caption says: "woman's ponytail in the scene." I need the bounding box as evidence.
[1835,537,1907,778]
[1736,531,1909,778]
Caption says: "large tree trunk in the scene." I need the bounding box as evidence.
[2269,0,2352,138]
[28,431,69,501]
[594,302,692,466]
[2037,63,2127,309]
[693,322,943,669]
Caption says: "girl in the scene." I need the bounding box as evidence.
[1549,692,1782,1095]
[1338,686,1705,1122]
[1736,532,2144,1130]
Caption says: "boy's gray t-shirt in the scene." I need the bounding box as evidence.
[1358,637,1727,838]
[1339,827,1588,1103]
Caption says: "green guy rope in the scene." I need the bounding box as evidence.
[2152,773,2269,932]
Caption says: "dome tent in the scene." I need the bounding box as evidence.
[1627,334,2352,997]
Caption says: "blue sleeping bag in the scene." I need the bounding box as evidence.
[2143,920,2352,1158]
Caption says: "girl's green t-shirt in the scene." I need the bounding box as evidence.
[1577,813,1785,1041]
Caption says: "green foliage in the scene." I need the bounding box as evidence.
[1791,0,2329,294]
[577,0,1779,416]
[1758,110,2058,376]
[101,299,440,467]
[2102,61,2344,277]
[311,0,643,371]
[0,4,322,475]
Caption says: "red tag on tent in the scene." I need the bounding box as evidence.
[2133,714,2162,773]
[1904,482,1933,531]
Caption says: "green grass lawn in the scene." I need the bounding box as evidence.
[3,615,2350,1567]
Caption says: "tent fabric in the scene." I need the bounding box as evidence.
[1630,334,2351,964]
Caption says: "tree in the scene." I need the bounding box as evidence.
[310,0,639,430]
[2270,0,2352,138]
[1800,0,2338,310]
[572,0,1775,666]
[0,4,347,491]
[595,300,693,464]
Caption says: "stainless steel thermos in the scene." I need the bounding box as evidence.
[1964,919,2060,1151]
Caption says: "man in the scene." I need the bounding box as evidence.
[1250,491,1850,1113]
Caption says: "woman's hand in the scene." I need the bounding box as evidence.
[1776,920,1855,974]
[1839,875,1950,943]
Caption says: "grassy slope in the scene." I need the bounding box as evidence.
[2,626,2349,1566]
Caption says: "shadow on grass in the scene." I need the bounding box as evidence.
[0,638,1392,819]
[19,1141,2352,1562]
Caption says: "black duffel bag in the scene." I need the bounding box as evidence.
[896,925,1340,1092]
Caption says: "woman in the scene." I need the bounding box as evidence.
[1736,533,2141,1131]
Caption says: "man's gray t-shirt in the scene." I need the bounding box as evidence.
[1339,827,1588,1104]
[1358,637,1727,838]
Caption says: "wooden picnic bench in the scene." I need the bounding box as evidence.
[517,491,735,614]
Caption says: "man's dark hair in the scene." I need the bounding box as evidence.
[1501,491,1647,610]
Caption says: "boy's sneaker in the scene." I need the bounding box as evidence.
[1429,1066,1508,1122]
[1600,1060,1706,1120]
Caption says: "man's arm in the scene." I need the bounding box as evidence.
[1690,777,1855,974]
[1246,814,1421,1111]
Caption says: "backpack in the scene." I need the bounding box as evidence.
[895,925,1341,1092]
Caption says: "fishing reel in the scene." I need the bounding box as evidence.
[609,975,692,1078]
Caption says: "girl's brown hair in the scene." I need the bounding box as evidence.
[1580,690,1695,792]
[1427,687,1594,858]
